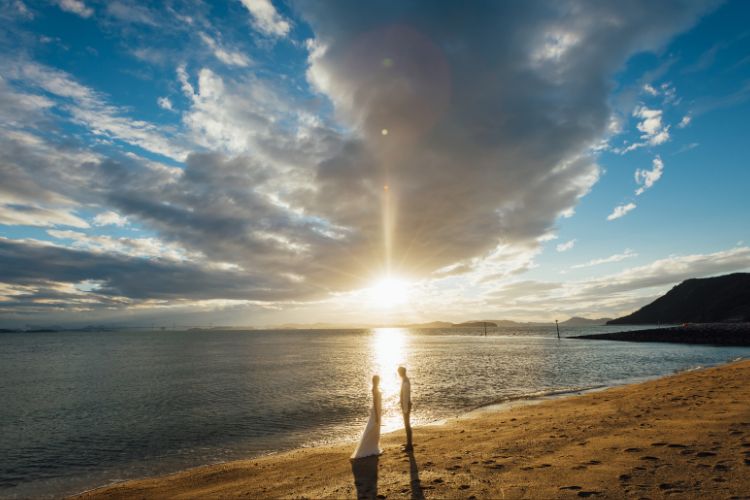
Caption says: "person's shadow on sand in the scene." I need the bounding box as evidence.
[407,449,425,500]
[351,455,379,500]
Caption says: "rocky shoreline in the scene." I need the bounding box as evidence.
[575,323,750,346]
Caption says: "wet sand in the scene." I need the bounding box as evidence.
[75,359,750,499]
[575,322,750,346]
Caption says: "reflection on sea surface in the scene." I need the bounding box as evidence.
[371,328,407,430]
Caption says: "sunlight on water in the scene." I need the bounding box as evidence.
[2,327,748,498]
[371,327,407,430]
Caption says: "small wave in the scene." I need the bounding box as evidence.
[461,385,607,416]
[672,365,703,374]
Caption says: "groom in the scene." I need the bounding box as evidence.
[398,366,413,451]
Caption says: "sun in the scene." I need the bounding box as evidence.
[369,277,411,308]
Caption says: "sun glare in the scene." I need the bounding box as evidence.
[369,277,411,308]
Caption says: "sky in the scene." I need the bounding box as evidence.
[1,0,749,328]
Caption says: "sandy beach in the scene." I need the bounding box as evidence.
[74,358,750,499]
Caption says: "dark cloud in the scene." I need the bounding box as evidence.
[0,237,315,303]
[295,0,717,278]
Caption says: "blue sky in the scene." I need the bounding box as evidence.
[0,0,749,327]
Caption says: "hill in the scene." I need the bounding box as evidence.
[453,321,498,328]
[607,273,750,325]
[560,316,612,327]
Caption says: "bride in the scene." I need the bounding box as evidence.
[351,374,383,459]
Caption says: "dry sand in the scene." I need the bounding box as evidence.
[75,359,750,499]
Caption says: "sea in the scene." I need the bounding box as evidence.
[1,325,749,498]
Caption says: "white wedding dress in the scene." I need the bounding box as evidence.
[351,389,382,459]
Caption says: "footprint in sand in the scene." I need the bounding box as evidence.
[624,447,641,453]
[667,443,687,448]
[640,456,659,461]
[618,474,631,481]
[651,442,668,447]
[695,451,717,458]
[559,485,582,490]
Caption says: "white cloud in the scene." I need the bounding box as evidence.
[0,203,89,228]
[618,105,671,153]
[571,249,637,269]
[556,239,576,252]
[607,202,636,221]
[199,33,252,67]
[537,233,558,243]
[239,0,290,38]
[157,96,173,111]
[176,64,195,97]
[674,142,699,155]
[483,246,750,320]
[634,106,670,145]
[578,246,750,296]
[47,230,194,261]
[55,0,92,18]
[635,156,664,195]
[93,211,128,227]
[635,107,663,135]
[12,62,187,161]
[643,83,659,96]
[678,114,692,128]
[105,1,157,25]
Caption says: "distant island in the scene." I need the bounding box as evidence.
[608,273,750,325]
[559,316,613,327]
[271,317,610,330]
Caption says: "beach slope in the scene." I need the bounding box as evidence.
[76,360,750,499]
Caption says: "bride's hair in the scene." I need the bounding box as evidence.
[372,375,380,387]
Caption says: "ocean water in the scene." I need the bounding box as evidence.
[1,326,749,498]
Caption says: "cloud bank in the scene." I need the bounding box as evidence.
[0,0,724,323]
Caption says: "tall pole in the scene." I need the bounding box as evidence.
[555,319,560,339]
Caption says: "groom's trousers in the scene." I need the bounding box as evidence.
[402,410,413,447]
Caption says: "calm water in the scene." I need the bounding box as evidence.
[1,326,749,498]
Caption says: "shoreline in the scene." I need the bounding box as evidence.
[74,357,750,499]
[71,364,682,497]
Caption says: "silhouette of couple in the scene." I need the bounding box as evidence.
[350,366,412,459]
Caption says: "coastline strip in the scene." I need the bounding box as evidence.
[574,322,750,346]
